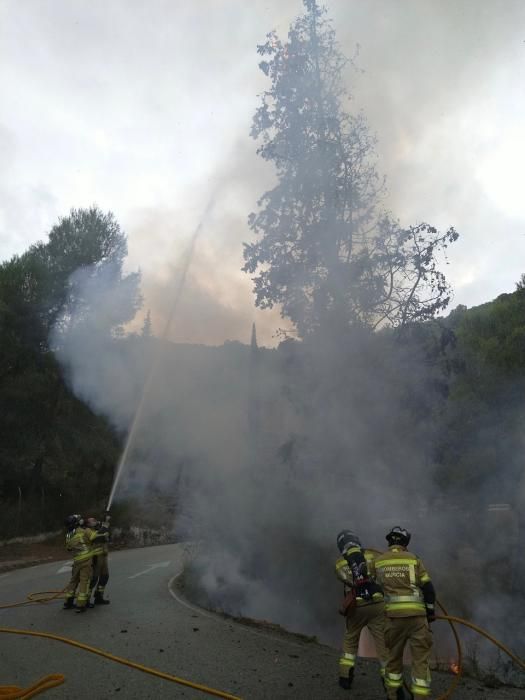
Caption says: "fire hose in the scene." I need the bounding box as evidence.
[402,597,525,699]
[434,599,462,700]
[434,608,525,699]
[0,590,241,700]
[1,590,524,698]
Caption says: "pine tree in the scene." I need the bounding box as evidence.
[243,0,458,337]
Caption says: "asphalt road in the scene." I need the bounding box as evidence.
[0,544,522,699]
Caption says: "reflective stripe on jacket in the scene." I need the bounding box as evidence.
[374,546,431,617]
[87,527,105,557]
[97,524,110,554]
[65,527,93,562]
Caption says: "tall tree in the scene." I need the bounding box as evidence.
[33,206,141,338]
[0,207,141,535]
[243,0,458,337]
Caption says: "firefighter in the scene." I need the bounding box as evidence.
[335,530,387,691]
[63,514,94,614]
[86,516,111,605]
[375,527,436,700]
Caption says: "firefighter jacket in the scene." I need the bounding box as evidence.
[335,547,384,607]
[374,545,434,618]
[66,526,108,562]
[88,526,109,557]
[65,526,94,563]
[95,522,110,555]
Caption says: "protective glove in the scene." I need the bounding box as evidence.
[426,605,436,623]
[355,581,372,602]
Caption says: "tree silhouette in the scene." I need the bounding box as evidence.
[243,0,458,337]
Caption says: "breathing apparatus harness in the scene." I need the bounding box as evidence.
[336,531,383,614]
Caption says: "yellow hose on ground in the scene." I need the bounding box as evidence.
[434,600,463,700]
[0,592,67,697]
[0,591,241,699]
[436,615,525,672]
[0,675,65,700]
[2,589,524,698]
[0,591,64,610]
[0,628,242,700]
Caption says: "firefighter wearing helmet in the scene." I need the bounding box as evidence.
[335,530,387,691]
[63,514,109,613]
[374,527,436,700]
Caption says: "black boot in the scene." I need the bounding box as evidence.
[338,668,354,690]
[63,597,75,609]
[75,605,87,614]
[94,593,110,605]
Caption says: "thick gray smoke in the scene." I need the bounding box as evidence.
[51,259,525,685]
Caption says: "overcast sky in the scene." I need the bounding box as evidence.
[1,0,524,346]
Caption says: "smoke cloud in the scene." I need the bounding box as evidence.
[124,143,283,346]
[51,258,525,679]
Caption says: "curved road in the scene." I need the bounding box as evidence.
[0,544,521,699]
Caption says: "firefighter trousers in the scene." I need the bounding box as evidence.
[384,616,432,698]
[64,559,93,608]
[339,601,387,678]
[90,553,109,594]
